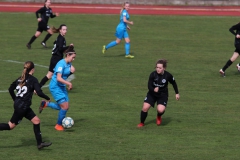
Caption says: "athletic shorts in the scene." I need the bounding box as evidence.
[49,56,62,73]
[144,92,168,107]
[115,27,129,39]
[37,21,50,32]
[10,107,36,125]
[49,81,69,103]
[235,44,240,54]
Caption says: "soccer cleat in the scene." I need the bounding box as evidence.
[219,69,225,77]
[102,45,106,54]
[137,123,144,128]
[236,64,240,72]
[41,42,47,48]
[55,124,64,131]
[156,116,162,126]
[125,54,134,59]
[37,142,52,150]
[39,100,47,114]
[26,44,31,49]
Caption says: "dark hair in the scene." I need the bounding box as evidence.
[19,61,34,87]
[52,24,67,33]
[64,46,76,56]
[155,59,167,68]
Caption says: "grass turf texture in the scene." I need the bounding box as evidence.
[0,13,240,159]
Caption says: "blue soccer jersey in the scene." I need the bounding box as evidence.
[51,59,71,86]
[117,9,130,30]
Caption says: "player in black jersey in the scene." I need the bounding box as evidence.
[26,0,59,49]
[137,59,180,128]
[219,22,240,77]
[39,24,75,87]
[0,61,52,149]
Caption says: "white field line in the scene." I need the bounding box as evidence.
[0,59,75,92]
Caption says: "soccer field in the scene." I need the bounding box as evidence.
[0,13,240,160]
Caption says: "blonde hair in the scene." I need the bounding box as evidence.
[120,1,129,14]
[19,61,34,87]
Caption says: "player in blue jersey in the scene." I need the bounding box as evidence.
[39,46,76,131]
[102,1,134,58]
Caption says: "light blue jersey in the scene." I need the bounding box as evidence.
[115,9,130,39]
[117,9,130,30]
[51,59,71,87]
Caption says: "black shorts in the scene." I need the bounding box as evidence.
[37,21,50,32]
[10,108,36,125]
[49,55,62,72]
[144,92,168,107]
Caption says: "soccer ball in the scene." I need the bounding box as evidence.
[62,117,74,129]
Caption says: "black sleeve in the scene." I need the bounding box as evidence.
[8,79,17,101]
[168,74,179,94]
[147,73,155,92]
[36,7,45,18]
[50,12,56,18]
[229,23,240,35]
[33,79,50,100]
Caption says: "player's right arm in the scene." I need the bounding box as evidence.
[8,79,18,101]
[35,7,45,21]
[229,23,240,35]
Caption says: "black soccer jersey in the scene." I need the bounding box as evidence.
[52,34,69,58]
[148,71,179,97]
[229,23,240,45]
[8,74,50,107]
[36,6,56,24]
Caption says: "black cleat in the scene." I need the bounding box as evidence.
[26,44,31,49]
[37,142,52,150]
[41,42,47,48]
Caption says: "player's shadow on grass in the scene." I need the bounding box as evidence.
[145,117,172,126]
[0,137,52,150]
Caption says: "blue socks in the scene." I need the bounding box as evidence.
[47,102,61,110]
[57,109,68,125]
[125,42,130,55]
[106,41,117,49]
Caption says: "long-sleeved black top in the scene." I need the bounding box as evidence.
[8,74,50,107]
[36,6,56,24]
[52,34,69,58]
[147,71,179,97]
[229,23,240,45]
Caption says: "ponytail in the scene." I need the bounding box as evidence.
[19,61,34,87]
[51,24,67,33]
[120,1,129,14]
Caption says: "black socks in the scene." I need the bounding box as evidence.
[39,76,49,87]
[0,123,10,130]
[33,124,42,145]
[222,59,233,71]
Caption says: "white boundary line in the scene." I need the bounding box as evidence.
[0,59,75,93]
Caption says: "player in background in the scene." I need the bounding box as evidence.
[26,0,59,49]
[137,59,180,128]
[39,47,76,131]
[39,24,75,87]
[220,22,240,77]
[102,1,134,58]
[0,61,52,149]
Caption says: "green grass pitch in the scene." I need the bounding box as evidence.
[0,12,240,159]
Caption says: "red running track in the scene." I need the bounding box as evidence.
[0,2,240,16]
